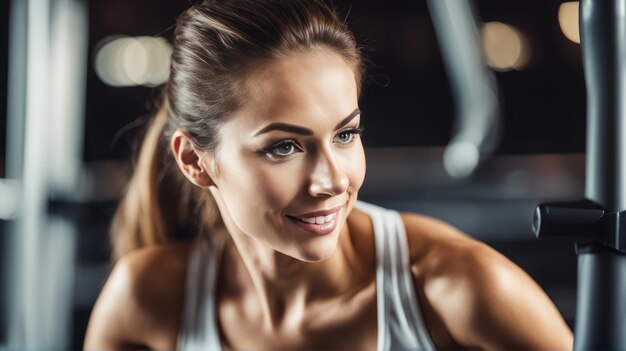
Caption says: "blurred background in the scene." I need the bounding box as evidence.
[0,0,585,348]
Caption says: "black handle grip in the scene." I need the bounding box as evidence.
[533,200,604,239]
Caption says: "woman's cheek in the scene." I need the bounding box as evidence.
[344,146,366,191]
[252,164,303,209]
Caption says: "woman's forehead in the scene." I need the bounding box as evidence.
[235,50,359,128]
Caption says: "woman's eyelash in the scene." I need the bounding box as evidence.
[342,126,365,137]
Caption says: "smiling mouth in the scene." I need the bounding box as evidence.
[286,209,341,236]
[289,212,337,224]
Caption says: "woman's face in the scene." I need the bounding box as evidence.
[205,49,366,262]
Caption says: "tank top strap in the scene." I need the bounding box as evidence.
[355,201,436,351]
[178,235,225,351]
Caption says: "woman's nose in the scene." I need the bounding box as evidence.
[308,150,349,197]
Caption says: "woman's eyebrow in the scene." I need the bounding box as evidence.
[253,108,361,136]
[254,123,313,136]
[333,108,361,130]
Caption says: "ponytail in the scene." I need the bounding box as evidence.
[110,93,221,262]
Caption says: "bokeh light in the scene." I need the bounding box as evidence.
[481,21,529,72]
[559,1,580,44]
[94,36,172,87]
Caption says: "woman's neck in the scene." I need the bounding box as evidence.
[219,221,369,333]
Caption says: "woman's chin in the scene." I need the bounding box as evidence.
[292,238,339,263]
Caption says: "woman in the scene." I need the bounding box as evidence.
[84,0,573,349]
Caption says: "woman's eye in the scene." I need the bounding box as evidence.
[273,143,297,156]
[334,127,364,145]
[336,132,353,144]
[262,140,302,159]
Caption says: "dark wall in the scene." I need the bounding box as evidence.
[83,0,586,162]
[475,0,585,153]
[337,0,585,153]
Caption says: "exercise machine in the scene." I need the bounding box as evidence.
[534,0,626,349]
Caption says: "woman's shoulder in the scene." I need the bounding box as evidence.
[399,211,516,304]
[399,212,484,267]
[84,242,192,350]
[113,242,191,311]
[399,210,537,300]
[117,241,192,287]
[399,212,573,350]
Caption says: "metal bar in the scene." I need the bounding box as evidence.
[4,0,87,347]
[583,0,626,211]
[11,0,53,345]
[2,0,28,344]
[49,0,88,194]
[575,0,626,349]
[425,0,500,178]
[5,0,27,183]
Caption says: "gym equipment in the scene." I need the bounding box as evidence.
[426,0,501,179]
[533,0,626,349]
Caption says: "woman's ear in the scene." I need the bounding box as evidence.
[171,130,214,188]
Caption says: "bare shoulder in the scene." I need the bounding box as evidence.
[400,213,573,351]
[83,242,192,350]
[400,212,482,266]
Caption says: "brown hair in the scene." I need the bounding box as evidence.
[111,0,364,261]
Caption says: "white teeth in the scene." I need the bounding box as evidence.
[298,212,336,224]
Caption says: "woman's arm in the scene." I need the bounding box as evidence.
[403,213,573,351]
[83,244,189,350]
[435,244,573,350]
[83,253,149,349]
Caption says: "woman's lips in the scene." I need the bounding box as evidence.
[287,209,340,235]
[291,205,344,218]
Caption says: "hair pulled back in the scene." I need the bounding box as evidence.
[111,0,364,261]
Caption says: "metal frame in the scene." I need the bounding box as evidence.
[575,0,626,348]
[2,0,88,347]
[426,0,501,178]
[533,0,626,348]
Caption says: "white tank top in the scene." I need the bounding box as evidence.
[177,201,437,351]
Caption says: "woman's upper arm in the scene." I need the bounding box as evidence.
[457,249,573,350]
[402,213,573,351]
[83,254,147,350]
